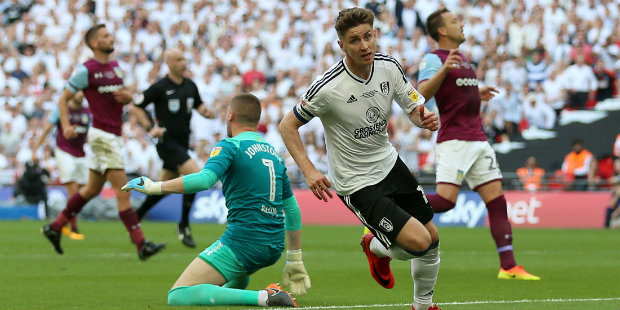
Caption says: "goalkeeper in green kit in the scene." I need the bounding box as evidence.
[122,93,309,307]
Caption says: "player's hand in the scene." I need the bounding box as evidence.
[443,49,462,71]
[419,105,439,131]
[30,153,39,164]
[479,86,499,101]
[305,169,333,202]
[63,124,78,139]
[149,126,166,138]
[121,176,163,195]
[113,88,133,104]
[283,250,311,295]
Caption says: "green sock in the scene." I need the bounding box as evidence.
[223,275,250,289]
[167,284,259,306]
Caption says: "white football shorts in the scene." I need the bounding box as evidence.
[435,140,503,189]
[88,127,125,174]
[55,148,89,185]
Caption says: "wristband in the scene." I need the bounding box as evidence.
[286,249,302,261]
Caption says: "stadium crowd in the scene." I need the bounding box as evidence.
[0,0,619,189]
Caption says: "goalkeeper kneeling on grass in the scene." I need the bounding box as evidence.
[122,94,309,307]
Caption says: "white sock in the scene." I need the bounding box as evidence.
[369,237,390,258]
[412,243,440,310]
[257,290,268,307]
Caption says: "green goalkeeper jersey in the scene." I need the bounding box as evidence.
[204,131,293,247]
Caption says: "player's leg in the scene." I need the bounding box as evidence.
[62,181,85,240]
[175,158,201,248]
[469,142,539,280]
[106,168,165,259]
[167,240,295,307]
[42,170,105,254]
[135,168,178,220]
[426,140,474,212]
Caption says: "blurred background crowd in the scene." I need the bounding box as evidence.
[0,0,619,191]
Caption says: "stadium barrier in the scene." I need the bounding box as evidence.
[0,187,611,228]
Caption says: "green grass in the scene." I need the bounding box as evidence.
[0,221,618,310]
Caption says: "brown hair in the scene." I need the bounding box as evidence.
[230,93,261,126]
[335,7,374,38]
[84,24,106,50]
[425,8,450,42]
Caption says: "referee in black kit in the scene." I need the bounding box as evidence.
[130,48,215,248]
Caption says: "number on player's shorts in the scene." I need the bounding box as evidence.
[485,155,497,170]
[262,159,276,201]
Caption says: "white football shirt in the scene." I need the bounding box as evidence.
[293,53,425,195]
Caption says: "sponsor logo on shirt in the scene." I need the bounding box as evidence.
[261,205,277,215]
[165,89,175,95]
[455,78,479,87]
[97,84,123,93]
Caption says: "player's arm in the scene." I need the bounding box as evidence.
[130,87,165,137]
[196,103,215,119]
[122,142,232,195]
[281,173,310,295]
[61,65,89,139]
[280,111,333,202]
[408,105,439,131]
[417,50,462,99]
[31,121,55,162]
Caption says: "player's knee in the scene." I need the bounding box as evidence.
[406,240,440,258]
[400,233,432,253]
[167,287,186,306]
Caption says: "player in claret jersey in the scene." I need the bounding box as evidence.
[41,24,165,260]
[417,8,539,280]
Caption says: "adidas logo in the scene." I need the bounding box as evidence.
[347,95,358,103]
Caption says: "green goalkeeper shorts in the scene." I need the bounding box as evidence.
[198,240,247,282]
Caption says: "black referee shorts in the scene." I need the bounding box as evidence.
[338,157,433,248]
[156,139,191,172]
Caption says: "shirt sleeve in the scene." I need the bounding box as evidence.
[47,107,60,124]
[388,56,425,114]
[136,84,157,109]
[66,65,89,93]
[418,53,443,83]
[193,81,203,109]
[292,70,335,124]
[203,140,236,178]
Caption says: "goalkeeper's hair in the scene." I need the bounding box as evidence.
[335,7,374,39]
[426,8,450,42]
[231,93,261,126]
[85,24,106,50]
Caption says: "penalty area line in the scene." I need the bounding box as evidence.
[265,297,620,310]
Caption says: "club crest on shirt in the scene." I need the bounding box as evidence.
[380,81,390,95]
[113,67,124,79]
[210,147,222,157]
[168,99,180,113]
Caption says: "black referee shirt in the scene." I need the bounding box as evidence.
[136,76,203,148]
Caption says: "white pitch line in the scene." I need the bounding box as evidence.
[260,297,620,310]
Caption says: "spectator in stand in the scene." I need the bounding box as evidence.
[517,156,546,192]
[593,58,617,102]
[563,54,597,110]
[562,139,594,191]
[522,84,556,130]
[526,50,548,89]
[542,69,566,118]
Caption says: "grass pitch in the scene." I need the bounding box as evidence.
[0,220,618,310]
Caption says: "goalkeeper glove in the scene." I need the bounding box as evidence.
[121,176,163,195]
[282,249,311,295]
